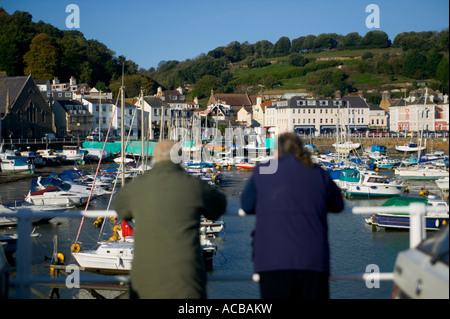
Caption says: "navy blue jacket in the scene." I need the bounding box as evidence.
[241,153,344,274]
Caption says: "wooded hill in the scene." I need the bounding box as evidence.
[1,7,448,106]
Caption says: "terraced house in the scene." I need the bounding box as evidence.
[267,95,371,136]
[389,93,449,134]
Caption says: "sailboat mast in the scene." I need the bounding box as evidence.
[120,61,125,187]
[140,88,145,171]
[417,88,428,161]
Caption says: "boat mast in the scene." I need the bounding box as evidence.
[417,88,427,161]
[140,87,145,172]
[121,62,125,187]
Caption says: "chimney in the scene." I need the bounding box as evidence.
[5,89,10,113]
[358,90,364,98]
[335,90,341,99]
[444,94,448,104]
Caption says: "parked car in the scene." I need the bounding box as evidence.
[391,225,449,299]
[86,133,105,141]
[42,133,56,141]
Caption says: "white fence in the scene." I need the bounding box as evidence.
[0,203,445,299]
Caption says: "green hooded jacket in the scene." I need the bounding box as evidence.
[114,161,226,298]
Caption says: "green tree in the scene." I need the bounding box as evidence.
[272,36,291,57]
[0,34,19,75]
[224,41,241,62]
[403,49,426,78]
[109,74,156,98]
[263,74,280,89]
[77,61,91,84]
[360,30,390,48]
[436,57,449,84]
[291,36,305,53]
[288,53,307,67]
[192,75,220,99]
[338,32,361,50]
[254,40,273,58]
[57,31,86,80]
[425,48,443,78]
[23,33,58,79]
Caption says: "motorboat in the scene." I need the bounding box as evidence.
[25,177,90,207]
[80,148,112,161]
[336,168,405,198]
[392,226,449,299]
[332,141,361,153]
[365,196,449,230]
[57,146,85,164]
[0,201,74,227]
[394,165,449,180]
[435,176,449,197]
[0,158,34,174]
[72,220,219,274]
[374,156,401,169]
[395,142,426,153]
[235,163,255,170]
[35,149,65,165]
[200,217,225,235]
[71,238,134,275]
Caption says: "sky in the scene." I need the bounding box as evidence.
[1,0,449,70]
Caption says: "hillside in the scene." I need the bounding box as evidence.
[1,7,448,105]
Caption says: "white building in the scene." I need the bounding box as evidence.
[389,93,449,133]
[265,95,371,136]
[82,98,138,140]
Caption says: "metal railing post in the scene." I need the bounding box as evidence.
[409,202,426,248]
[15,208,33,299]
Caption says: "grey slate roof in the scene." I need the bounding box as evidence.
[0,76,29,113]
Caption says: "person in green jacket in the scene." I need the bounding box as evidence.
[114,140,227,299]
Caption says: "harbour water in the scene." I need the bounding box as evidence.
[0,164,445,299]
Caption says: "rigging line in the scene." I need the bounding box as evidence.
[74,93,120,244]
[97,97,138,240]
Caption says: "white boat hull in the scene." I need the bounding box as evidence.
[394,166,449,180]
[72,241,134,274]
[0,159,34,174]
[25,192,89,207]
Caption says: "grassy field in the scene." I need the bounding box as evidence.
[229,47,417,94]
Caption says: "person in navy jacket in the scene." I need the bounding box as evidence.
[241,132,344,299]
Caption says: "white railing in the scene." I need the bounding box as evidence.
[0,203,446,299]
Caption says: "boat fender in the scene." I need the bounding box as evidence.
[109,235,118,241]
[71,243,80,253]
[93,217,104,228]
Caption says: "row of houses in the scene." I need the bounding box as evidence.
[207,89,449,137]
[0,74,448,142]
